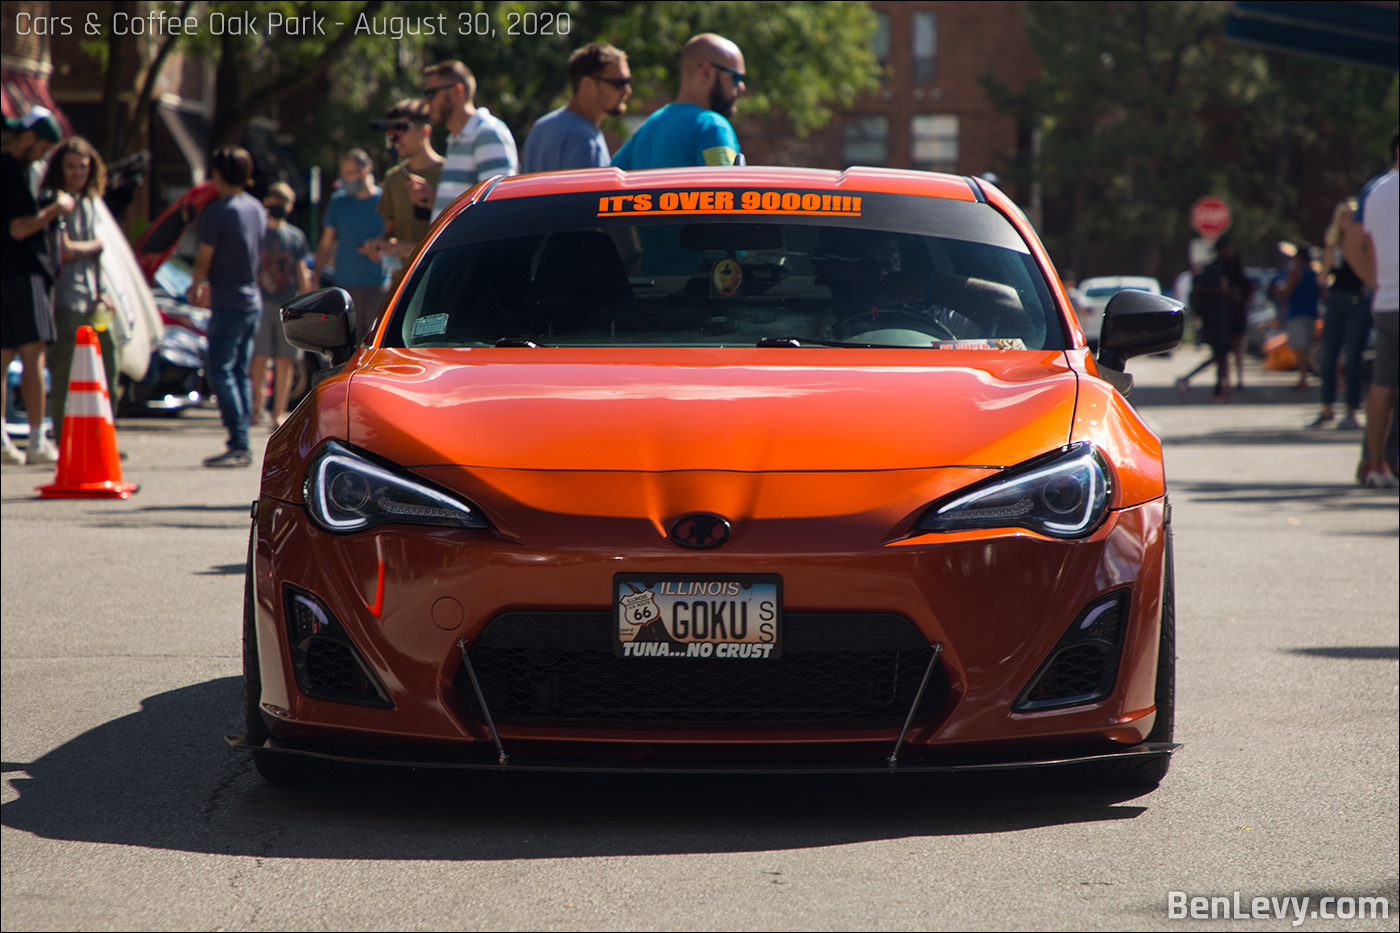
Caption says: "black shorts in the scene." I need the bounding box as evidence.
[0,273,56,349]
[1199,308,1231,357]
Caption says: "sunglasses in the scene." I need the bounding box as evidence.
[423,83,461,100]
[709,63,747,85]
[592,75,632,89]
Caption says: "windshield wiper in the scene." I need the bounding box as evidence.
[756,336,927,349]
[494,337,541,348]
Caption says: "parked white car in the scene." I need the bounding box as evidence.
[1074,276,1162,346]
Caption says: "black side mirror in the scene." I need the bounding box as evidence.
[1095,290,1185,396]
[282,288,357,365]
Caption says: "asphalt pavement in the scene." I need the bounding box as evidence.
[2,347,1396,932]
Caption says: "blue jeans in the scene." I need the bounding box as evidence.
[1318,291,1370,409]
[206,307,260,451]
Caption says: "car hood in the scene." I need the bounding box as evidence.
[346,348,1077,472]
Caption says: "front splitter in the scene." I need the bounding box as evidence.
[227,734,1178,775]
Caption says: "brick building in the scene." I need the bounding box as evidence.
[1,0,72,135]
[9,1,303,226]
[737,1,1038,204]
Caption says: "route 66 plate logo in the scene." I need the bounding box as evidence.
[619,588,660,626]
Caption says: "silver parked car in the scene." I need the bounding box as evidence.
[1073,276,1162,347]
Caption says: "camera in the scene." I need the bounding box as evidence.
[37,186,66,230]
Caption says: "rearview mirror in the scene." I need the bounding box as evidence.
[679,223,784,252]
[1095,290,1185,395]
[282,288,357,364]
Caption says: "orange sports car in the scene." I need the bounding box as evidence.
[235,167,1185,786]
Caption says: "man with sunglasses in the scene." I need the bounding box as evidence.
[522,43,632,174]
[610,33,746,171]
[372,98,443,263]
[423,60,518,220]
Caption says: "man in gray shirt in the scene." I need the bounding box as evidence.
[522,43,632,174]
[187,147,266,467]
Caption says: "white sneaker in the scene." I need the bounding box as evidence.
[1,433,24,465]
[1363,466,1400,489]
[26,437,59,465]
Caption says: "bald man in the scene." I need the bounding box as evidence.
[610,34,747,170]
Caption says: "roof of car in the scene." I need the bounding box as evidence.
[484,166,982,203]
[1080,276,1161,290]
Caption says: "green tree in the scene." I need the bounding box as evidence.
[85,0,194,160]
[295,0,879,173]
[192,1,387,149]
[985,0,1396,277]
[83,1,385,158]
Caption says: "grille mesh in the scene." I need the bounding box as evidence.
[304,637,379,697]
[1023,644,1107,704]
[455,611,948,726]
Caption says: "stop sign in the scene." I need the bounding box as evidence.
[1191,196,1232,240]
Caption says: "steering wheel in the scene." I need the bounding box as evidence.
[827,307,960,343]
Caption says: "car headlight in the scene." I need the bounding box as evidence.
[304,441,489,533]
[915,442,1111,539]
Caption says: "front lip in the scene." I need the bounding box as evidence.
[228,733,1179,774]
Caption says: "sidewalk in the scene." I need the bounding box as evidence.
[1127,345,1394,499]
[1,405,268,506]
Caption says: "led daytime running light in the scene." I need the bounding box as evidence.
[305,442,487,533]
[918,443,1110,539]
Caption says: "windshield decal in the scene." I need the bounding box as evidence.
[413,313,449,337]
[597,190,863,217]
[938,338,1028,351]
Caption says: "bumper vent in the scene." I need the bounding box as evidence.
[1020,644,1107,706]
[455,611,948,726]
[1015,591,1128,712]
[303,638,376,696]
[284,585,392,709]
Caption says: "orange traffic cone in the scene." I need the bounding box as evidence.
[38,325,138,499]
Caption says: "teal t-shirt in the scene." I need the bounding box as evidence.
[609,104,741,171]
[322,190,385,287]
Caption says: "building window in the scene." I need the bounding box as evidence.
[873,12,890,67]
[912,11,937,83]
[842,116,889,167]
[911,114,959,173]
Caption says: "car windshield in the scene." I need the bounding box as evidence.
[154,257,193,299]
[387,191,1063,350]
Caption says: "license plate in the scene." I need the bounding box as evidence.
[613,574,782,659]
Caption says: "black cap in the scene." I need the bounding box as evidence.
[4,107,62,143]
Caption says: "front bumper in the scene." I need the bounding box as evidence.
[247,494,1169,765]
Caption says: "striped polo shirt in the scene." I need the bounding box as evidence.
[431,106,520,219]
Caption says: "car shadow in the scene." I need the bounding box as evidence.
[1162,428,1364,447]
[195,563,247,576]
[1130,384,1335,409]
[1286,646,1399,660]
[123,504,252,512]
[2,677,1153,860]
[83,503,253,532]
[1168,480,1395,509]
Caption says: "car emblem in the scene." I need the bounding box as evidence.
[669,513,731,549]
